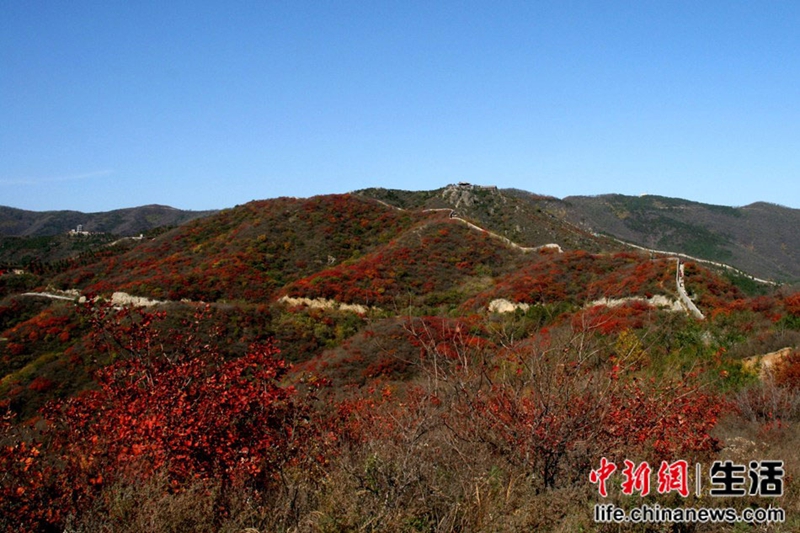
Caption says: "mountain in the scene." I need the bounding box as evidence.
[3,190,746,421]
[356,185,800,283]
[0,204,216,237]
[0,204,218,272]
[4,190,780,379]
[355,184,622,254]
[554,194,800,283]
[48,195,427,302]
[5,185,797,282]
[2,188,800,532]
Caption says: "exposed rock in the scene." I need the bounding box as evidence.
[743,347,795,377]
[278,295,374,314]
[111,292,165,308]
[441,184,477,208]
[488,299,531,313]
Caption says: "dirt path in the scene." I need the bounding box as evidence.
[420,208,563,253]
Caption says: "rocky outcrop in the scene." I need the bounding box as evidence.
[111,292,166,308]
[278,295,375,314]
[743,347,794,377]
[488,299,531,313]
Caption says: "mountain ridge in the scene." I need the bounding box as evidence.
[0,204,217,237]
[4,184,799,282]
[555,193,800,282]
[356,185,800,283]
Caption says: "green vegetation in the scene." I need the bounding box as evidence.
[560,192,800,281]
[724,270,772,296]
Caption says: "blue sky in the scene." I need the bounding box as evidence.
[2,1,799,212]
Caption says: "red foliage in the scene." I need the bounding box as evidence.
[53,195,419,303]
[602,380,722,457]
[571,301,651,335]
[0,304,321,532]
[46,342,305,482]
[6,342,24,356]
[469,252,674,309]
[783,292,800,316]
[403,316,490,364]
[774,350,800,390]
[27,377,54,393]
[470,373,721,489]
[284,220,506,305]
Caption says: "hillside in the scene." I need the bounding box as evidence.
[554,194,800,282]
[357,185,800,283]
[49,195,426,302]
[0,204,216,237]
[7,185,796,283]
[2,190,800,532]
[355,184,623,253]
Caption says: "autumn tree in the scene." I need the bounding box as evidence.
[0,302,322,532]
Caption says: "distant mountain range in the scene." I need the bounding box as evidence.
[357,186,800,283]
[2,185,799,282]
[0,204,216,237]
[555,195,800,283]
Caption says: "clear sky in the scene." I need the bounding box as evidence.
[2,1,799,212]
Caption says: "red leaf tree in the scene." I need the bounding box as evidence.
[1,302,319,532]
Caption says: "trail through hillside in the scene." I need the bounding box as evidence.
[12,198,706,319]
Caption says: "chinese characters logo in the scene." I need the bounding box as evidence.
[590,458,784,498]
